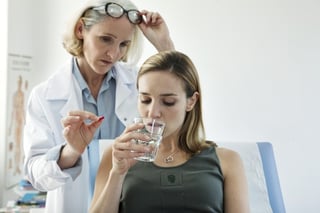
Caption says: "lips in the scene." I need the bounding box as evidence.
[101,59,112,65]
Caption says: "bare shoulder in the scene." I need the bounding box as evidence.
[216,147,242,162]
[215,147,250,212]
[215,147,244,176]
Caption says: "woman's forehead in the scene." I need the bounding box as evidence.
[138,71,185,93]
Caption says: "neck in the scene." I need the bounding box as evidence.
[76,58,105,99]
[164,149,180,163]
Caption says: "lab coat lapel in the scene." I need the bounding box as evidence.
[115,76,132,107]
[45,60,83,118]
[114,63,139,125]
[59,76,83,117]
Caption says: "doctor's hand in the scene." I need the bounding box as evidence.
[138,10,174,51]
[58,110,104,169]
[61,110,104,154]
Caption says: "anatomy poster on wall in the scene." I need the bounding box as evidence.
[5,53,32,188]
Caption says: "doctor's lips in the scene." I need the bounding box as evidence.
[98,116,105,122]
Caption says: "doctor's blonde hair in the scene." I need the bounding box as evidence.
[62,0,143,65]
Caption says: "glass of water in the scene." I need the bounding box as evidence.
[132,117,165,162]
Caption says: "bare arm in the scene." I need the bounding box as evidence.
[138,10,175,51]
[89,147,125,213]
[217,147,250,213]
[89,123,151,213]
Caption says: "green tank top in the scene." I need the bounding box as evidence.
[119,146,224,213]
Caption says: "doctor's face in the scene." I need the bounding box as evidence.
[78,16,135,75]
[137,71,190,139]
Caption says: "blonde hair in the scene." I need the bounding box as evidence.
[137,50,214,154]
[62,0,143,65]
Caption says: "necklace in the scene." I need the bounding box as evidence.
[164,150,179,163]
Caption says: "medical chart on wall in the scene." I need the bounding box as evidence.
[5,53,32,188]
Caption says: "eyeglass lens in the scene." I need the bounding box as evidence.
[105,3,142,24]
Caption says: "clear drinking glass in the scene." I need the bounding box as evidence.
[132,117,165,162]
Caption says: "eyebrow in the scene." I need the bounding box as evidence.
[103,33,117,39]
[139,92,178,97]
[103,33,132,43]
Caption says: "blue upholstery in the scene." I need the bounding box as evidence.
[220,142,286,213]
[258,142,286,213]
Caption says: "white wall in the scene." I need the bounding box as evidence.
[0,0,8,207]
[2,0,319,212]
[136,1,320,212]
[1,0,84,206]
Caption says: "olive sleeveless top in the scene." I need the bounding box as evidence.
[119,146,224,213]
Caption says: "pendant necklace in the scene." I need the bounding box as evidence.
[164,150,179,163]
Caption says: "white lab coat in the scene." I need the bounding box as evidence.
[23,58,139,213]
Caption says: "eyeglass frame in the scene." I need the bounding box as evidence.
[91,2,143,24]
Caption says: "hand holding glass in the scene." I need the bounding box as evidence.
[132,118,165,162]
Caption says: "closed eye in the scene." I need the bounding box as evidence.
[140,99,175,107]
[140,96,151,104]
[140,99,151,104]
[163,101,175,106]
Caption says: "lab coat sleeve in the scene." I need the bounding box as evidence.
[25,145,83,191]
[23,83,83,191]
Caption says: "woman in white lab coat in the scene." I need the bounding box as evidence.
[23,0,174,212]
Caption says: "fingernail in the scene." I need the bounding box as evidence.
[98,116,105,121]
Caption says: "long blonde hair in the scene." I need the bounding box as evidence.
[137,50,215,154]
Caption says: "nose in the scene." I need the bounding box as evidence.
[147,101,161,118]
[106,44,120,60]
